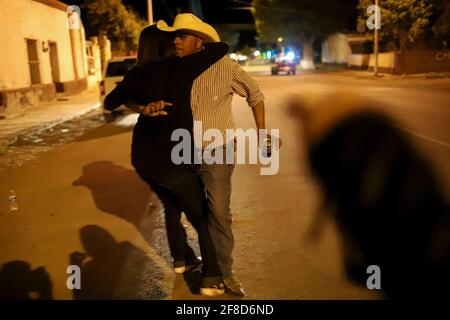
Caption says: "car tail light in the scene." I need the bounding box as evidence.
[99,80,105,95]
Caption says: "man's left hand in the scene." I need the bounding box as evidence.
[260,133,282,149]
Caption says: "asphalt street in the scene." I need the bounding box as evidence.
[0,71,448,299]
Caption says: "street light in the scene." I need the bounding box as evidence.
[277,37,283,43]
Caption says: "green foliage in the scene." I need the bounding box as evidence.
[432,0,450,47]
[82,0,147,53]
[358,0,449,50]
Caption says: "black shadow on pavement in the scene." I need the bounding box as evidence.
[72,161,175,267]
[73,161,152,226]
[70,225,166,299]
[0,261,53,299]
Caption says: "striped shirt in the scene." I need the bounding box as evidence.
[191,56,265,149]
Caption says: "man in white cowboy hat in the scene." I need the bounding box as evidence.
[157,13,268,297]
[157,13,220,45]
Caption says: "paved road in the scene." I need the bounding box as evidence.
[0,71,448,300]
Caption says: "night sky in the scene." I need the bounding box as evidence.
[68,0,257,49]
[123,0,258,49]
[120,0,255,25]
[68,0,358,49]
[67,0,254,24]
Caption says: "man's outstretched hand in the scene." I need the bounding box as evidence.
[141,100,173,117]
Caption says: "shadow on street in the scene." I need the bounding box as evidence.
[72,161,176,265]
[0,260,53,299]
[70,225,166,299]
[73,160,152,226]
[72,161,178,282]
[72,161,218,299]
[72,161,176,260]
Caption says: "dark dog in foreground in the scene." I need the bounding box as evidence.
[290,93,450,298]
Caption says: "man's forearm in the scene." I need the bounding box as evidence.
[251,101,265,130]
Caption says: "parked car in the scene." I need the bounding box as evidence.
[271,55,297,75]
[99,56,137,122]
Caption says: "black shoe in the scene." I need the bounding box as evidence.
[174,257,202,274]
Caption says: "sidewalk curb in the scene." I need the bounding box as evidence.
[0,102,102,148]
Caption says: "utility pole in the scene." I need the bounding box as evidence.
[374,0,380,76]
[147,0,154,25]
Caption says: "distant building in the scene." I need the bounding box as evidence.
[0,0,101,118]
[322,32,450,74]
[321,33,369,65]
[322,33,396,72]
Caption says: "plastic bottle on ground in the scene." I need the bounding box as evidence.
[8,189,18,212]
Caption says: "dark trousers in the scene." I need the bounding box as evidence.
[135,167,222,286]
[197,144,236,278]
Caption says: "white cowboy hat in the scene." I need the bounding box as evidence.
[156,13,220,43]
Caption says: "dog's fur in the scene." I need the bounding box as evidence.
[290,93,450,298]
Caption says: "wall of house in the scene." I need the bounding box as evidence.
[394,50,450,75]
[348,50,450,74]
[348,52,396,73]
[347,54,371,69]
[0,0,87,116]
[0,0,77,89]
[368,52,396,73]
[86,37,103,90]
